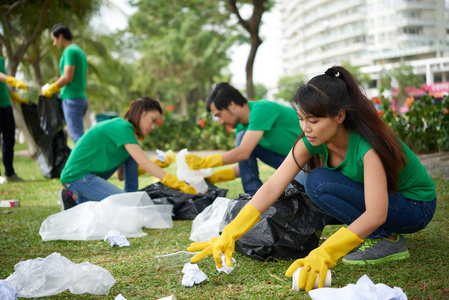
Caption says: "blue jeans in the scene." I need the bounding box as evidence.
[63,155,138,204]
[0,106,16,176]
[62,98,88,143]
[304,168,437,239]
[236,131,305,194]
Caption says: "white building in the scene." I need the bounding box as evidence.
[279,0,449,89]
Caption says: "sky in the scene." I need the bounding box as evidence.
[92,1,282,89]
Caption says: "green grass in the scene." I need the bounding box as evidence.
[1,147,448,299]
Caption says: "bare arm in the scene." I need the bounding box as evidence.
[56,65,75,87]
[347,149,389,239]
[125,143,166,180]
[0,72,8,82]
[249,139,311,214]
[221,130,264,165]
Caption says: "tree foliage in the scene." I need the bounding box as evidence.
[275,74,305,101]
[127,0,238,115]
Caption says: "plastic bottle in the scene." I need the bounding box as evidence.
[152,251,198,270]
[292,267,332,291]
[176,148,213,194]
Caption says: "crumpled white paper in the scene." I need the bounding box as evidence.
[39,192,173,241]
[181,263,209,287]
[216,253,236,274]
[104,230,130,247]
[308,274,407,300]
[155,149,166,162]
[4,252,116,298]
[0,279,18,299]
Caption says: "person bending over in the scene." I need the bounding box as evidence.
[58,97,196,210]
[186,83,304,195]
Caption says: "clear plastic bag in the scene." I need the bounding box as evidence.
[39,192,173,241]
[176,149,213,194]
[4,252,115,297]
[189,197,232,242]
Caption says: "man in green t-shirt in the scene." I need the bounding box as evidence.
[0,40,28,182]
[186,83,303,194]
[42,23,88,143]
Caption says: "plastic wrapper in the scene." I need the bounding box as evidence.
[21,96,71,178]
[141,181,228,220]
[189,197,232,242]
[220,181,338,261]
[4,252,115,298]
[39,192,173,241]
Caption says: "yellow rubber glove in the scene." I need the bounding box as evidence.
[161,173,198,194]
[151,150,176,168]
[185,153,223,170]
[205,168,236,184]
[41,82,60,98]
[5,76,27,90]
[285,227,363,291]
[9,91,30,105]
[187,204,260,268]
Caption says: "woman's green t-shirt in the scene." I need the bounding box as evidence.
[303,131,436,202]
[60,118,139,184]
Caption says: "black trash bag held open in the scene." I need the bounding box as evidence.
[21,94,71,178]
[219,181,338,261]
[140,181,228,220]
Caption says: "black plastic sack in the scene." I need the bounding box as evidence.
[21,94,71,178]
[38,94,65,135]
[140,181,228,220]
[220,181,338,261]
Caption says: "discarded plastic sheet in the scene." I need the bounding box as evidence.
[181,263,209,287]
[104,230,130,247]
[308,274,408,300]
[4,252,115,298]
[189,197,232,242]
[39,192,173,241]
[0,279,18,299]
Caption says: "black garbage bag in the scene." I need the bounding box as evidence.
[219,181,338,261]
[140,181,228,220]
[21,94,71,178]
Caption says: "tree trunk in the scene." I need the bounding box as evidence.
[228,0,265,100]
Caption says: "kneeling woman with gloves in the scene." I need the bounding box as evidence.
[187,66,436,292]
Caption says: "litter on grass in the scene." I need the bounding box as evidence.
[39,192,173,241]
[308,274,407,300]
[3,252,115,298]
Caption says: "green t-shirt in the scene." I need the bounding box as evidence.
[0,57,11,108]
[235,100,301,156]
[59,44,87,100]
[60,118,139,183]
[303,131,436,202]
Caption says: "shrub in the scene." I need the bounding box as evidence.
[143,102,235,151]
[375,94,449,153]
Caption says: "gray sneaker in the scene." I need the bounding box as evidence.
[342,234,410,265]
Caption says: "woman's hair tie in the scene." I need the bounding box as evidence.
[325,68,340,78]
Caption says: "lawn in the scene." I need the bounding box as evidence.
[1,145,448,299]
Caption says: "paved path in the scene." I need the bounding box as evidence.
[15,149,449,180]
